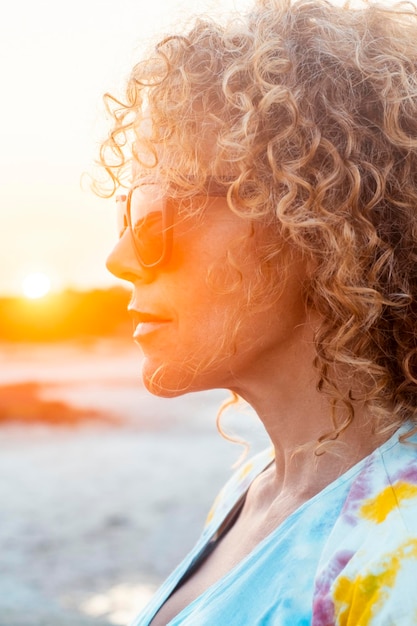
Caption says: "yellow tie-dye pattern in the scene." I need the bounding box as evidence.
[333,540,417,625]
[238,462,254,479]
[360,481,417,524]
[204,455,267,526]
[204,492,221,526]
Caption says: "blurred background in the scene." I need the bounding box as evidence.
[0,0,268,624]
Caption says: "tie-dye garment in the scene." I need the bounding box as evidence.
[131,422,417,625]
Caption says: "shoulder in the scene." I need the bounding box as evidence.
[313,424,417,625]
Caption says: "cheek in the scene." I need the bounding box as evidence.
[138,219,281,394]
[177,282,235,357]
[138,280,243,396]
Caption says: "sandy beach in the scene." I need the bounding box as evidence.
[0,340,268,625]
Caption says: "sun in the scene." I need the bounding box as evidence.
[22,272,51,299]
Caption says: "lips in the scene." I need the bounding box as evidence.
[128,308,172,340]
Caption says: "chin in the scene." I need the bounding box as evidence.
[141,360,198,398]
[140,357,223,398]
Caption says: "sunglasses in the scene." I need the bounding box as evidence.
[116,178,232,269]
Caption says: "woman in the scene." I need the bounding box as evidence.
[100,0,417,623]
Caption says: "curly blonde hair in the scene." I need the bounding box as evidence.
[98,0,417,440]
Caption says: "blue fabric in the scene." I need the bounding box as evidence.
[130,423,417,625]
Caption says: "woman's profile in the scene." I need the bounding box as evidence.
[98,0,417,623]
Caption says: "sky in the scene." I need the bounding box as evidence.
[0,0,251,297]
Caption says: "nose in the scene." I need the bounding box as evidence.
[106,232,155,285]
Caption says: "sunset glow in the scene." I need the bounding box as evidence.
[22,273,51,299]
[0,0,251,298]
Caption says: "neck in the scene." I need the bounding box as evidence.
[228,319,389,501]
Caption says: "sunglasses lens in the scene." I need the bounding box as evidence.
[129,185,167,267]
[133,211,165,266]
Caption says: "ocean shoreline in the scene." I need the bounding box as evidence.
[0,340,268,625]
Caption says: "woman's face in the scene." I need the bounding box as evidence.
[106,183,309,398]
